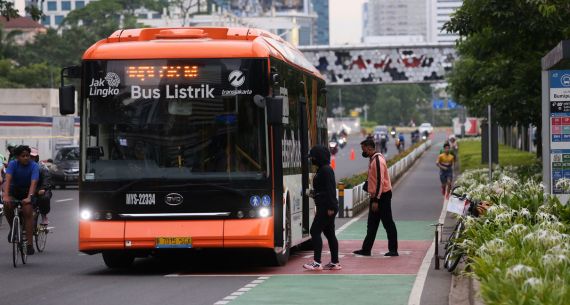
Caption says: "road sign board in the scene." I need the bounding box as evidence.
[432,99,444,109]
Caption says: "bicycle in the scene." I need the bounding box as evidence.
[8,199,27,267]
[33,203,49,252]
[443,193,485,272]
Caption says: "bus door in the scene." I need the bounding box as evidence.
[298,96,310,236]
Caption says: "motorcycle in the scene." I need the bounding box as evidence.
[338,135,347,149]
[390,130,396,138]
[422,131,429,141]
[329,140,339,156]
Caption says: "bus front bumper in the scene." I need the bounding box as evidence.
[78,218,274,252]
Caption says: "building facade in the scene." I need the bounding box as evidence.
[311,0,329,45]
[362,0,463,44]
[33,0,322,46]
[429,0,462,43]
[37,0,90,27]
[363,0,428,44]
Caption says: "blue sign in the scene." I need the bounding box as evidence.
[261,195,271,207]
[250,195,261,207]
[447,99,458,109]
[432,99,444,109]
[550,70,570,88]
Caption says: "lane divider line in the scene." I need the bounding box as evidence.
[212,276,270,305]
[407,197,449,305]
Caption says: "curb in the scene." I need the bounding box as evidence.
[449,274,485,305]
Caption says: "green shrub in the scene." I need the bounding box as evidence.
[454,167,570,305]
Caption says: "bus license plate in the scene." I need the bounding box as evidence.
[155,237,193,249]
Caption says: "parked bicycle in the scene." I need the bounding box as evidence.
[443,193,489,272]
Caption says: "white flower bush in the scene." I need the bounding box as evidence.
[455,167,570,305]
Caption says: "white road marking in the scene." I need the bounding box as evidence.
[56,198,73,203]
[407,197,449,305]
[212,276,270,305]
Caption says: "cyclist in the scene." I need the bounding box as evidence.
[30,148,52,225]
[2,145,40,255]
[6,142,17,161]
[437,143,455,199]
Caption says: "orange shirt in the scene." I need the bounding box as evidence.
[367,153,392,199]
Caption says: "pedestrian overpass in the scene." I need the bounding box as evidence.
[299,43,456,86]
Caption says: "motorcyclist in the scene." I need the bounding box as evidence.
[398,133,405,151]
[390,127,396,138]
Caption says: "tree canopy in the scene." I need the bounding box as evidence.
[0,0,171,88]
[443,0,570,127]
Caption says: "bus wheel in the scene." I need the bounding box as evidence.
[102,251,134,269]
[272,200,291,266]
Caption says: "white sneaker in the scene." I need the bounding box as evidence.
[323,262,342,270]
[303,261,323,271]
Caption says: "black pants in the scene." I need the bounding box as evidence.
[310,209,339,264]
[36,191,51,215]
[362,191,398,253]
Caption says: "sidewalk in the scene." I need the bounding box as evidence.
[225,135,454,305]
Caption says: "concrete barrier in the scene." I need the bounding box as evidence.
[338,140,432,217]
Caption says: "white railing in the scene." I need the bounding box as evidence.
[338,140,432,217]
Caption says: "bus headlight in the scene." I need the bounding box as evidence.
[259,207,270,218]
[80,209,92,220]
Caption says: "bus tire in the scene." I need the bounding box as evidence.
[272,198,291,266]
[102,251,134,269]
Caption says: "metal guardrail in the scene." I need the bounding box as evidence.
[338,140,432,217]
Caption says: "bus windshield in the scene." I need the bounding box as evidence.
[82,58,269,181]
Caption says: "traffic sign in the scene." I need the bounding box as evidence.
[432,99,444,109]
[447,99,458,109]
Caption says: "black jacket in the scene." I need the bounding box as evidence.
[309,145,339,212]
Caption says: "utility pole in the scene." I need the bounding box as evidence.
[488,104,492,182]
[338,88,342,118]
[363,104,369,122]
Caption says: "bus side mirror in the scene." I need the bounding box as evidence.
[59,66,80,115]
[59,85,76,115]
[266,96,284,125]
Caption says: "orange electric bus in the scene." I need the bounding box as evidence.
[58,27,328,268]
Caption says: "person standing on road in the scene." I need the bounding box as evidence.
[353,138,399,257]
[2,145,40,255]
[303,145,342,271]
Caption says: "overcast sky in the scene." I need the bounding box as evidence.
[329,0,366,45]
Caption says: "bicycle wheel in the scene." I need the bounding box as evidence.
[35,224,48,252]
[19,217,27,265]
[12,217,19,267]
[444,221,463,251]
[445,244,463,272]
